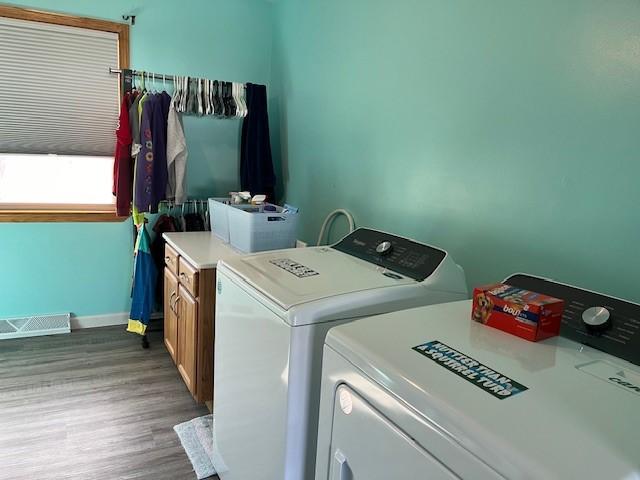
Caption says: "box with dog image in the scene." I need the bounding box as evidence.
[472,283,564,342]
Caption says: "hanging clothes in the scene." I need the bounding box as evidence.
[151,92,171,209]
[134,93,170,213]
[166,95,188,204]
[240,83,276,201]
[127,224,157,335]
[131,88,149,225]
[134,94,156,212]
[184,202,205,231]
[113,92,133,216]
[129,92,142,157]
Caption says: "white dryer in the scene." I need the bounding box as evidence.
[212,228,468,480]
[315,274,640,479]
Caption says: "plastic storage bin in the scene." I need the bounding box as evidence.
[209,198,257,242]
[209,199,299,253]
[228,203,298,253]
[209,198,240,242]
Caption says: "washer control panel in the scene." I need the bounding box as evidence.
[505,274,640,367]
[332,228,447,282]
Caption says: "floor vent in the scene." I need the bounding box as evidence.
[0,313,71,340]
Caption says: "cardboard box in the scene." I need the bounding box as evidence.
[472,283,564,342]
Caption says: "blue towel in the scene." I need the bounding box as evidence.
[127,225,157,335]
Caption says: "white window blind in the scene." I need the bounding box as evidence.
[0,16,119,156]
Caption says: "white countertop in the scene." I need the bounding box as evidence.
[163,232,241,269]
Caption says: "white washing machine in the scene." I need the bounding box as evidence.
[315,274,640,479]
[212,228,468,480]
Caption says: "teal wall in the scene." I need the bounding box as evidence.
[271,0,640,301]
[0,0,273,317]
[3,0,640,318]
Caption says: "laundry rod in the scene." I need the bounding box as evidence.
[108,67,247,85]
[109,67,177,82]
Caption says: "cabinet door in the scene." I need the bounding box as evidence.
[177,285,198,396]
[164,268,179,363]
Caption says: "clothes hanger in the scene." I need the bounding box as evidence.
[195,79,200,115]
[172,75,180,107]
[177,76,185,111]
[217,81,225,117]
[230,83,235,117]
[212,81,221,117]
[197,78,204,116]
[206,79,213,115]
[204,200,210,231]
[232,83,239,118]
[239,83,247,117]
[227,82,234,117]
[220,81,227,117]
[234,83,242,117]
[176,76,183,112]
[179,76,186,113]
[238,83,245,117]
[222,82,229,118]
[203,80,209,115]
[131,70,137,93]
[230,82,237,117]
[188,77,197,115]
[203,79,208,115]
[137,72,149,105]
[213,80,219,115]
[241,83,248,117]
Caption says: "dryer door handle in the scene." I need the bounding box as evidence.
[332,450,352,480]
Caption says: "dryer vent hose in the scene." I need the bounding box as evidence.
[317,209,356,246]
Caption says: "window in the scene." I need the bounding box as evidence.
[0,5,129,222]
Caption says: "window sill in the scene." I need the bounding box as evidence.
[0,210,129,223]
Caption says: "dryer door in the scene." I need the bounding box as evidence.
[328,385,458,480]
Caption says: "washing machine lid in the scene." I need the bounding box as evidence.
[218,228,453,312]
[219,246,415,311]
[326,299,640,479]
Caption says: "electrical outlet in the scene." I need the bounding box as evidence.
[296,240,308,248]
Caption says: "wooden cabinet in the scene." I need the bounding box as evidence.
[163,244,216,408]
[165,244,179,275]
[178,257,199,297]
[163,268,178,363]
[177,284,197,396]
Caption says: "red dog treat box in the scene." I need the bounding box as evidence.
[472,283,564,342]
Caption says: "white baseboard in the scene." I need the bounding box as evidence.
[71,312,163,330]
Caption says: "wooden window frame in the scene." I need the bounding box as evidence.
[0,5,130,223]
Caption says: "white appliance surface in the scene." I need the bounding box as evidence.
[316,299,640,480]
[221,246,415,309]
[212,228,469,480]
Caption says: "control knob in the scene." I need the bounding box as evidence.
[375,241,393,256]
[582,306,611,334]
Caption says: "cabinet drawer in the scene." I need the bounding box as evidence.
[165,244,179,275]
[179,257,199,297]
